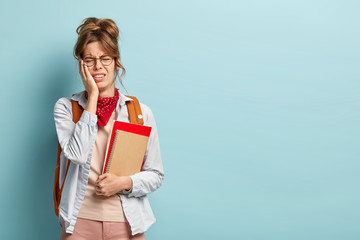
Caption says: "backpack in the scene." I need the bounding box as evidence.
[53,95,144,217]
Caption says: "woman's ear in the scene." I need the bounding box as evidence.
[115,59,121,71]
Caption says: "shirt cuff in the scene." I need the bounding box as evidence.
[127,174,142,197]
[79,110,97,126]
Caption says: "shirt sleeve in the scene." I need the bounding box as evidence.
[125,103,164,198]
[54,97,98,165]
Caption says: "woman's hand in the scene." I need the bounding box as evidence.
[79,59,98,114]
[95,173,133,198]
[79,59,99,99]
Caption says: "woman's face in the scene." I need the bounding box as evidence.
[82,41,118,94]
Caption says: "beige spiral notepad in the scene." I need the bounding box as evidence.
[104,129,150,176]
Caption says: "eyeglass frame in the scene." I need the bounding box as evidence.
[82,55,115,67]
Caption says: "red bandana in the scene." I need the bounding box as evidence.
[85,89,120,126]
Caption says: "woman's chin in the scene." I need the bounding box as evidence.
[96,81,106,88]
[96,83,115,95]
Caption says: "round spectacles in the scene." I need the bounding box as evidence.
[83,55,114,67]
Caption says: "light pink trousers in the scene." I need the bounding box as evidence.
[60,218,145,240]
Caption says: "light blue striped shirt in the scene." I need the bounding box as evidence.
[53,90,164,235]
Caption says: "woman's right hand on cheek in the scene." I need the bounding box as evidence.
[79,59,99,99]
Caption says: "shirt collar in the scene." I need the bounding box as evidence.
[70,90,133,109]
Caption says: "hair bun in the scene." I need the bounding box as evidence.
[76,17,119,41]
[99,20,119,41]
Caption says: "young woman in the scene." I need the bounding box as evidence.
[54,17,164,240]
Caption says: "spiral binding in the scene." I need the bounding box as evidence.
[105,130,120,173]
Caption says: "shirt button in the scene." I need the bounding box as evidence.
[138,114,143,119]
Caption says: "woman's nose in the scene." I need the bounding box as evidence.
[93,59,103,69]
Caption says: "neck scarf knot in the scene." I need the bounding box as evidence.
[85,88,120,126]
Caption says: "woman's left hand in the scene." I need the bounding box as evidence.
[95,173,132,198]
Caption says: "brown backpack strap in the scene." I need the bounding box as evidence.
[125,96,144,125]
[53,142,63,216]
[72,99,83,123]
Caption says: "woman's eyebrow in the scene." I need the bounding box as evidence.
[84,54,109,58]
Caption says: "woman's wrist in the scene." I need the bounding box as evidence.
[125,176,133,192]
[85,95,98,114]
[117,176,133,193]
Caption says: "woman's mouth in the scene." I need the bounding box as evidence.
[93,74,105,82]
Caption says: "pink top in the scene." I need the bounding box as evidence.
[78,110,127,222]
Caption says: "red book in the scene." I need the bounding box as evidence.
[102,120,152,175]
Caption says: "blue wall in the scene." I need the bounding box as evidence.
[1,0,359,239]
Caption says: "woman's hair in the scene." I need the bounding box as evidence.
[74,17,126,88]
